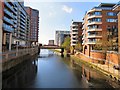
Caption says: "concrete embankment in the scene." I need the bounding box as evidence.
[70,55,120,84]
[2,47,39,72]
[53,50,120,85]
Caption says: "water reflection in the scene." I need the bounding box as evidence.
[2,59,38,88]
[2,49,120,88]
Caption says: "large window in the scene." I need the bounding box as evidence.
[107,12,117,16]
[106,18,117,22]
[94,11,101,16]
[89,18,101,23]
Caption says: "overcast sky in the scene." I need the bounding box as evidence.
[24,0,119,44]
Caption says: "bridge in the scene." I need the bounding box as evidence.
[40,45,62,49]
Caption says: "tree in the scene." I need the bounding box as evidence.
[75,42,82,52]
[61,36,70,51]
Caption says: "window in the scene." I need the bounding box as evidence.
[107,12,117,16]
[94,11,101,16]
[106,19,117,22]
[89,18,101,23]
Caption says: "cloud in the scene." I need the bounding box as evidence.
[62,5,73,13]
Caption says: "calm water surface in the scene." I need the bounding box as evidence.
[3,49,120,88]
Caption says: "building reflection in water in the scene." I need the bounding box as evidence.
[70,59,114,88]
[2,59,38,88]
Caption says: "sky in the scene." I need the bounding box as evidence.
[24,0,120,44]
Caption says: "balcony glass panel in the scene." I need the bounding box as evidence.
[88,18,101,23]
[3,23,14,32]
[3,16,13,25]
[4,8,13,18]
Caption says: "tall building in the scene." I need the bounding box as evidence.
[70,20,82,47]
[82,3,118,56]
[0,1,30,52]
[25,7,39,45]
[55,31,70,46]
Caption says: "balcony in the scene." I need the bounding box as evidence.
[71,39,78,42]
[72,32,78,34]
[71,24,78,27]
[87,41,96,44]
[87,15,102,20]
[87,8,102,14]
[20,21,26,26]
[4,9,13,18]
[20,14,26,20]
[72,28,78,30]
[4,2,14,12]
[87,28,102,32]
[20,25,26,30]
[87,22,102,26]
[3,23,14,32]
[87,34,102,38]
[20,17,26,23]
[3,16,13,25]
[71,35,78,38]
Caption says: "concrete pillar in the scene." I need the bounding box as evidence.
[3,33,6,45]
[9,33,12,51]
[87,45,90,56]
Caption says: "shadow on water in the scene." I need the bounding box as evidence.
[2,58,38,88]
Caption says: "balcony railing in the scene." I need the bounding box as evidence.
[72,32,78,35]
[87,7,112,14]
[3,16,13,25]
[3,23,14,32]
[87,34,102,38]
[87,15,102,20]
[4,8,13,18]
[87,22,102,26]
[4,2,15,13]
[87,28,102,32]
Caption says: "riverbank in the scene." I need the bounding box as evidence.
[2,46,39,72]
[53,50,120,87]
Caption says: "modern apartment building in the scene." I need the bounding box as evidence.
[12,2,29,46]
[25,7,39,45]
[0,1,30,52]
[70,20,82,47]
[55,30,70,46]
[82,3,118,56]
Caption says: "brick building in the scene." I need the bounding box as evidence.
[82,3,118,56]
[70,20,83,47]
[25,7,39,45]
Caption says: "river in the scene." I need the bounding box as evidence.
[2,49,120,88]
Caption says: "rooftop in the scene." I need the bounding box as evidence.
[98,3,116,7]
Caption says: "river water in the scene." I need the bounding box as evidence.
[2,49,120,88]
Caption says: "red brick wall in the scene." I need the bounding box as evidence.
[77,51,119,65]
[90,51,105,60]
[106,53,119,65]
